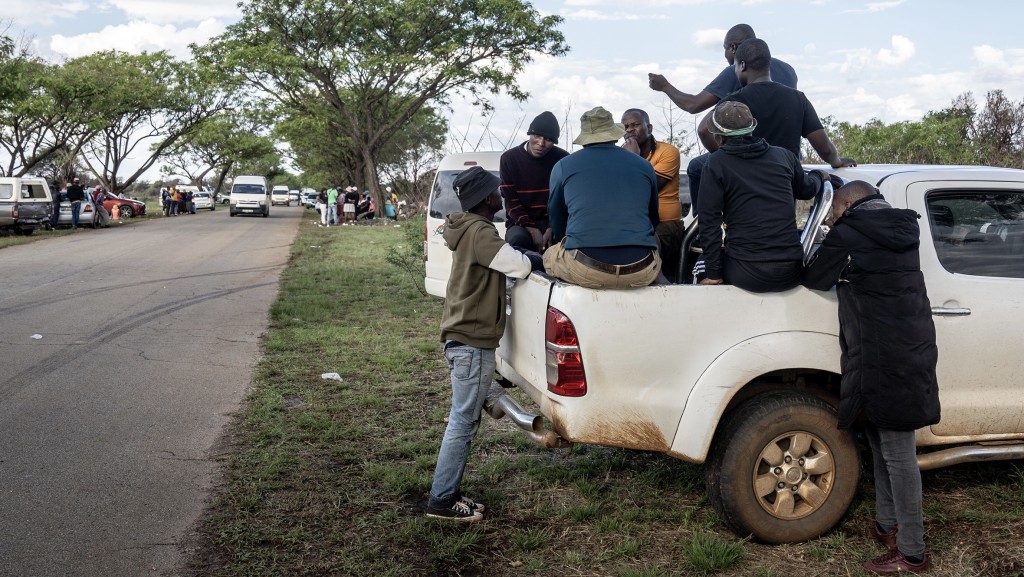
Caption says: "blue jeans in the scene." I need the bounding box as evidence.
[865,425,926,557]
[428,344,494,508]
[70,200,82,227]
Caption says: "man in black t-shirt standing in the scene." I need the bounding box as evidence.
[690,39,855,207]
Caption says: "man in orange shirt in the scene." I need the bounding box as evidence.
[621,108,685,282]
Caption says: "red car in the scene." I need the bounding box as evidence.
[98,192,147,219]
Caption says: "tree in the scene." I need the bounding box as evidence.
[653,101,699,157]
[201,0,567,216]
[0,34,102,178]
[823,90,1024,168]
[374,112,447,207]
[972,90,1024,167]
[161,109,278,193]
[272,99,363,188]
[64,50,231,194]
[822,113,975,166]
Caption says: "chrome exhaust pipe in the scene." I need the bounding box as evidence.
[917,443,1024,471]
[525,429,573,449]
[488,393,544,432]
[483,387,571,449]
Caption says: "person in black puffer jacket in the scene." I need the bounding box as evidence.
[804,180,940,575]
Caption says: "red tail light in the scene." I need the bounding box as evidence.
[546,307,586,397]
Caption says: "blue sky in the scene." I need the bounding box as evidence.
[8,0,1024,158]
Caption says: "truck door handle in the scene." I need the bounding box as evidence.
[931,307,971,316]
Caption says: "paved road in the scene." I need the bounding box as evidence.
[0,205,304,577]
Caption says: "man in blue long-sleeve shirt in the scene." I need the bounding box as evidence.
[544,106,661,289]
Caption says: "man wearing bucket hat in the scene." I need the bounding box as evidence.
[545,106,661,289]
[499,111,569,252]
[696,101,829,292]
[426,166,543,522]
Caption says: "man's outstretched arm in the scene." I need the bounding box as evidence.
[649,73,721,115]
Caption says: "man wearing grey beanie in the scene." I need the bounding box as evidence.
[426,166,543,522]
[499,111,569,252]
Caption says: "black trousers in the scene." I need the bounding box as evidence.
[724,257,803,293]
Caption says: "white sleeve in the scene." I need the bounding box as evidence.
[486,244,534,279]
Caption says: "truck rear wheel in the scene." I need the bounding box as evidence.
[705,391,859,544]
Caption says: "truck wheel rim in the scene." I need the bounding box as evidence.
[752,431,835,520]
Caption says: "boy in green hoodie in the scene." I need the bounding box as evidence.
[426,166,543,522]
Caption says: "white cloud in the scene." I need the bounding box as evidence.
[844,0,906,14]
[560,8,669,20]
[877,35,914,65]
[7,1,90,26]
[973,44,1002,67]
[102,0,239,25]
[694,28,725,50]
[49,18,226,59]
[839,35,915,72]
[564,0,708,4]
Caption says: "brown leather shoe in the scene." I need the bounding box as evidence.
[864,549,932,574]
[868,522,898,550]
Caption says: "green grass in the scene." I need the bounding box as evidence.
[185,215,1024,577]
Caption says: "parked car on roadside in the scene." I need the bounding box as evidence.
[218,192,231,205]
[0,176,54,236]
[302,192,318,209]
[192,192,215,211]
[98,192,146,219]
[56,191,100,229]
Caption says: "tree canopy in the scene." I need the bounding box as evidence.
[200,0,567,214]
[825,90,1024,168]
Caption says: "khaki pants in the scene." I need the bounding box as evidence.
[543,239,660,289]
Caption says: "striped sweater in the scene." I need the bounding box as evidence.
[499,142,569,228]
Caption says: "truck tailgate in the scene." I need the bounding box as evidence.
[17,201,51,220]
[497,272,554,403]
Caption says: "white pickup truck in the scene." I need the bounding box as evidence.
[492,164,1024,544]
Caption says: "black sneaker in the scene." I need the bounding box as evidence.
[458,494,486,513]
[425,500,483,522]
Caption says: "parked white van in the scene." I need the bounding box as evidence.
[230,176,270,217]
[424,151,504,298]
[271,185,291,206]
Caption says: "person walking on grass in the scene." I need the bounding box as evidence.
[804,180,940,574]
[426,166,543,522]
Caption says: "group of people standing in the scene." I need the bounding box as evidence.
[425,22,940,577]
[52,177,112,229]
[160,186,196,216]
[317,185,399,227]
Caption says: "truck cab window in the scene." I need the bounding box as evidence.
[927,191,1024,279]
